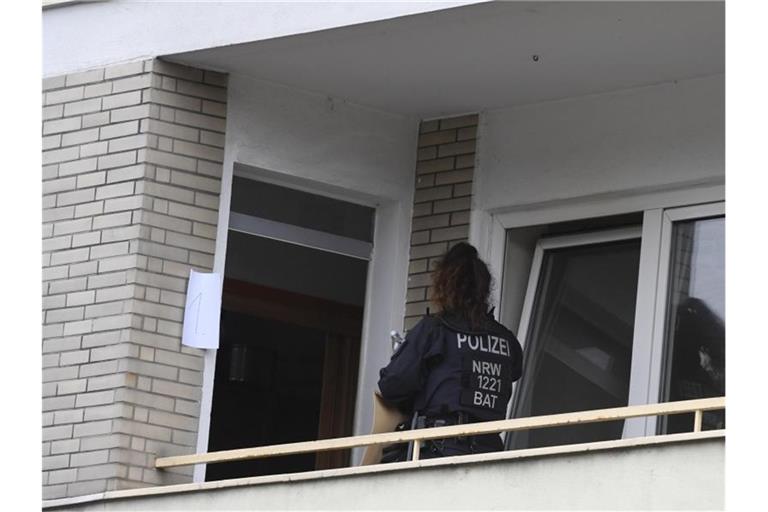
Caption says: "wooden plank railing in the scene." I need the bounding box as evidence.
[155,396,725,469]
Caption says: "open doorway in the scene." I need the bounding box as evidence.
[205,177,373,481]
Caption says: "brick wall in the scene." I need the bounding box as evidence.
[42,59,227,499]
[403,114,478,331]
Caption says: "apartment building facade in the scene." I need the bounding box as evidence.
[41,1,725,509]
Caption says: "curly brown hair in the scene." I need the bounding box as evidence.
[430,242,492,329]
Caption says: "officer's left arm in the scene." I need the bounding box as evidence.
[377,318,434,409]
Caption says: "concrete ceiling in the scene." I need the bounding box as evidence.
[168,1,724,118]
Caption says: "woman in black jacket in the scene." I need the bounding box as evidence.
[378,242,523,459]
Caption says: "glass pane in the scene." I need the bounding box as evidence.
[230,176,375,242]
[660,216,725,433]
[225,231,369,306]
[509,238,641,449]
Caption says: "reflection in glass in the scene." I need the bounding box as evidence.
[508,239,641,449]
[661,217,725,433]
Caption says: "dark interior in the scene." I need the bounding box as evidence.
[205,177,370,481]
[206,310,326,480]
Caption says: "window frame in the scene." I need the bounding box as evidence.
[506,226,642,446]
[644,201,725,435]
[470,184,725,442]
[516,226,643,353]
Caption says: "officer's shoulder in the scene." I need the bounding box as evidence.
[405,314,440,337]
[485,317,517,339]
[494,322,522,356]
[413,314,441,332]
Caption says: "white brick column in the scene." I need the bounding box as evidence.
[403,114,478,331]
[42,59,227,499]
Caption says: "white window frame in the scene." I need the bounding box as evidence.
[641,201,725,435]
[506,226,642,445]
[516,226,643,354]
[470,182,725,442]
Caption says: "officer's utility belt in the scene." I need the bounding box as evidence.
[405,412,475,459]
[420,411,475,428]
[396,412,487,461]
[417,411,479,445]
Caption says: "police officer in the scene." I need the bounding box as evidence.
[378,242,523,459]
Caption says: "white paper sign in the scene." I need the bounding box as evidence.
[181,270,222,349]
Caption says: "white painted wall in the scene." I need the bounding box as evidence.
[198,73,418,471]
[50,438,724,510]
[475,74,725,213]
[43,0,486,77]
[226,75,417,202]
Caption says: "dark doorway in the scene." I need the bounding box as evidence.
[206,276,365,480]
[205,176,373,481]
[206,309,326,479]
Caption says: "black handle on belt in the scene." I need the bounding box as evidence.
[405,412,425,460]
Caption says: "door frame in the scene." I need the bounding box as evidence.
[194,160,412,481]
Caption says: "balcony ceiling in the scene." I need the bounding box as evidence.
[167,1,724,118]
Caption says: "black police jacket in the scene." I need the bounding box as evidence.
[378,312,523,422]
